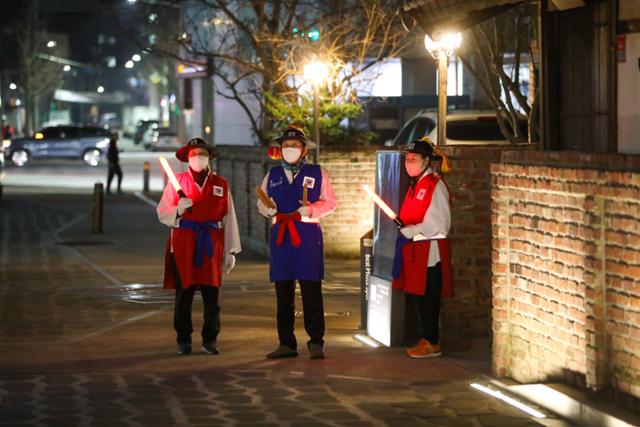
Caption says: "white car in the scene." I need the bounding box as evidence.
[143,127,181,151]
[388,111,527,146]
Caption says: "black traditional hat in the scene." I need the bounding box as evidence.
[175,137,219,162]
[401,136,442,160]
[272,126,317,148]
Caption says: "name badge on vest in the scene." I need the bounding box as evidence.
[416,188,426,200]
[213,186,224,197]
[269,177,284,188]
[302,176,316,189]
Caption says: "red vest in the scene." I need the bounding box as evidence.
[163,172,228,289]
[392,173,453,298]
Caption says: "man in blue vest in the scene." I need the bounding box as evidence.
[257,126,337,359]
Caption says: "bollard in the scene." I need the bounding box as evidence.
[92,182,103,233]
[143,161,150,193]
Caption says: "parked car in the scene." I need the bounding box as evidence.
[388,111,528,146]
[5,126,111,167]
[133,120,159,145]
[143,127,181,151]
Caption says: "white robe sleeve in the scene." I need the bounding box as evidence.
[414,180,451,239]
[256,172,275,217]
[307,167,337,219]
[224,191,242,255]
[157,183,181,228]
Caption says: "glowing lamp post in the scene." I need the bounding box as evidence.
[424,31,462,147]
[303,60,329,161]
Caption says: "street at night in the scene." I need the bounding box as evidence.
[2,0,640,426]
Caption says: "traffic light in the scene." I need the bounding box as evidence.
[292,27,320,41]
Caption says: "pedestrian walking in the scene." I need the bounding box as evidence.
[106,133,123,194]
[257,126,337,360]
[392,136,453,358]
[156,138,241,355]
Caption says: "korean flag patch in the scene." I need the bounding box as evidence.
[302,176,316,189]
[213,185,224,197]
[416,188,426,200]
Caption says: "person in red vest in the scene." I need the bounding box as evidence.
[157,138,241,355]
[392,137,452,358]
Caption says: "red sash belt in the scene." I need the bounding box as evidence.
[275,212,302,247]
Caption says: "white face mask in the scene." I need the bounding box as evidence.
[189,155,209,172]
[282,147,302,164]
[405,161,427,177]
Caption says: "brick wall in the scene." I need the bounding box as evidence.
[439,146,524,348]
[492,151,640,406]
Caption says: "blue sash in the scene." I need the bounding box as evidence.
[392,234,412,279]
[179,219,222,267]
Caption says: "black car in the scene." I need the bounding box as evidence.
[6,126,111,167]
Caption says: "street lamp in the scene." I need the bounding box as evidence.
[424,31,462,147]
[303,60,329,161]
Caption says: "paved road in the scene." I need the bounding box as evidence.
[0,191,571,426]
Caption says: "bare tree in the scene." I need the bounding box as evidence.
[17,0,64,134]
[107,0,414,144]
[457,1,539,144]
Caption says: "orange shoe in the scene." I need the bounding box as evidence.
[406,339,442,359]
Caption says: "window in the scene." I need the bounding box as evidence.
[393,122,416,146]
[411,118,436,141]
[41,128,61,139]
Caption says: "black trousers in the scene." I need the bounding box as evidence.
[274,280,325,349]
[412,262,442,345]
[107,164,123,192]
[172,257,220,345]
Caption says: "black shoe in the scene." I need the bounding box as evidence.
[177,343,192,355]
[266,344,298,359]
[201,342,220,355]
[308,343,325,359]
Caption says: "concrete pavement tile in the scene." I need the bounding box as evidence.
[233,371,269,378]
[428,416,482,426]
[88,407,132,418]
[286,419,331,426]
[38,416,84,426]
[441,399,494,415]
[393,402,452,418]
[130,414,178,425]
[311,410,363,421]
[293,393,340,403]
[0,393,38,404]
[255,388,291,398]
[382,416,438,426]
[215,393,252,404]
[180,405,219,417]
[1,382,38,393]
[488,400,535,418]
[225,410,268,422]
[42,397,80,407]
[235,378,275,388]
[0,409,35,423]
[477,414,538,427]
[355,402,401,417]
[172,390,210,400]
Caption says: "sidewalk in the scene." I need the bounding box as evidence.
[0,189,570,426]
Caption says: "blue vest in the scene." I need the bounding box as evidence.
[267,164,324,282]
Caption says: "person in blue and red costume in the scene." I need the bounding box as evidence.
[257,126,337,359]
[392,136,453,359]
[157,138,241,356]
